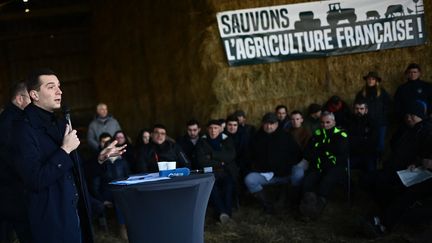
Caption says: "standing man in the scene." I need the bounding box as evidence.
[11,68,93,243]
[0,81,32,242]
[87,103,122,151]
[394,63,432,120]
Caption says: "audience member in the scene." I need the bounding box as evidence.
[244,112,303,213]
[287,110,311,150]
[87,103,122,151]
[300,111,349,219]
[176,119,201,169]
[225,115,250,179]
[322,95,351,129]
[135,124,189,172]
[355,71,392,154]
[97,138,130,240]
[113,130,135,170]
[195,119,238,223]
[348,99,378,172]
[304,103,322,134]
[233,109,256,139]
[275,105,292,129]
[394,63,432,120]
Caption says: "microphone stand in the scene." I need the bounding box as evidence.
[63,106,94,243]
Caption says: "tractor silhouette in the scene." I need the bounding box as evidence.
[327,3,357,26]
[294,11,321,30]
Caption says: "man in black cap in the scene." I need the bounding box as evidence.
[394,63,432,121]
[244,112,302,213]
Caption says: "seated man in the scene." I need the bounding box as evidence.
[244,112,303,213]
[176,119,201,169]
[300,111,349,219]
[225,114,250,179]
[195,119,237,223]
[275,105,292,130]
[287,110,311,150]
[304,103,322,134]
[136,124,189,172]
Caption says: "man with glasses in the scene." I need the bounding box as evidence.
[0,81,32,242]
[136,124,189,172]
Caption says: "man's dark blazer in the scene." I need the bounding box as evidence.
[11,103,93,243]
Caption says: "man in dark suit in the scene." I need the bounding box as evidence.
[0,81,32,242]
[11,68,93,243]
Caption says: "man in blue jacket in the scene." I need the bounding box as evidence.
[11,68,93,243]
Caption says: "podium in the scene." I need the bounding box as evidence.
[110,174,215,243]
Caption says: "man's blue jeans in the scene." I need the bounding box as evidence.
[244,160,308,193]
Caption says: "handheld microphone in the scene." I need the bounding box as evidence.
[62,105,73,129]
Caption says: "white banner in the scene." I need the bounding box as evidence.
[216,0,426,66]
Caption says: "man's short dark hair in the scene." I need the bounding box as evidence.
[405,63,421,73]
[26,68,57,91]
[353,98,368,107]
[275,105,288,112]
[9,80,27,100]
[226,114,239,123]
[308,103,322,114]
[99,132,112,141]
[186,119,199,127]
[207,119,222,127]
[153,124,167,131]
[290,110,303,117]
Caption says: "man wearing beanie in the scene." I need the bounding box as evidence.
[361,101,432,237]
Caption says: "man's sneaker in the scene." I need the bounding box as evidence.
[219,213,230,224]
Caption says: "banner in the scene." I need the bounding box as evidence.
[216,0,426,66]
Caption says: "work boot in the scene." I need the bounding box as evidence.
[274,185,288,210]
[299,192,318,219]
[315,196,327,216]
[119,224,128,240]
[253,190,274,214]
[98,216,108,232]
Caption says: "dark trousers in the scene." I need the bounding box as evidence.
[302,166,347,198]
[383,178,432,229]
[209,172,235,216]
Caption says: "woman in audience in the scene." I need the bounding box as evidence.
[355,71,392,156]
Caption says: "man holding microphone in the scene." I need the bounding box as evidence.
[11,68,125,243]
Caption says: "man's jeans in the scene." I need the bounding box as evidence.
[244,160,309,193]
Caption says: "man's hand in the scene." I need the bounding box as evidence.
[422,159,432,170]
[61,124,80,154]
[98,140,127,164]
[407,164,416,171]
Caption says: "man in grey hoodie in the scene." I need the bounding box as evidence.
[87,103,122,151]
